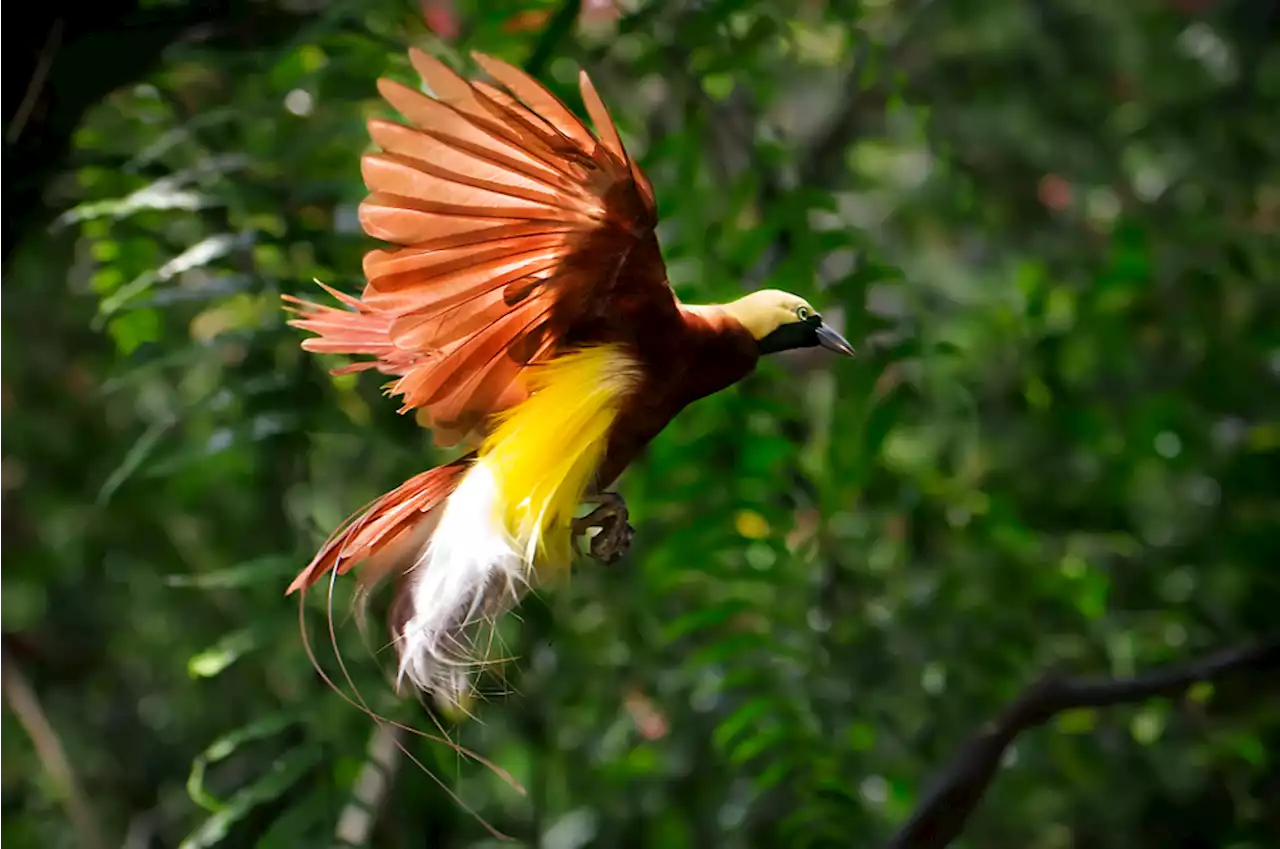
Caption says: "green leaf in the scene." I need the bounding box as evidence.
[97,415,176,506]
[1,577,47,632]
[713,699,777,751]
[846,721,876,751]
[1055,708,1098,734]
[688,630,769,669]
[729,724,789,766]
[188,628,261,679]
[186,712,301,813]
[1230,732,1267,766]
[662,599,754,643]
[1187,681,1214,704]
[180,745,322,849]
[98,232,251,319]
[702,72,735,101]
[1129,709,1165,745]
[753,759,795,794]
[107,308,162,355]
[165,555,298,589]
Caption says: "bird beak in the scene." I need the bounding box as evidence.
[815,322,856,357]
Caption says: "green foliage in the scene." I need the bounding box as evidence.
[4,1,1278,849]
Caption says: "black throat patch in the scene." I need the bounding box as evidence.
[757,315,821,355]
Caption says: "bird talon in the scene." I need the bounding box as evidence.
[589,518,634,563]
[572,491,633,564]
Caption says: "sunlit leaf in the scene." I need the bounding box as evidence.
[98,232,253,319]
[188,628,262,679]
[186,712,302,813]
[181,745,321,848]
[165,555,298,589]
[713,699,777,751]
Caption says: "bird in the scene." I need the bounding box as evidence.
[283,49,856,709]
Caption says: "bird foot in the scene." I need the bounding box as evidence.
[571,492,634,565]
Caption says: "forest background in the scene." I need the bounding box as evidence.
[3,1,1278,848]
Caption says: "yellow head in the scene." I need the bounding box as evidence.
[720,289,856,357]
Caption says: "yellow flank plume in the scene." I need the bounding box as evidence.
[480,345,639,572]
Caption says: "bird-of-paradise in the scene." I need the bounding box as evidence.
[285,49,856,712]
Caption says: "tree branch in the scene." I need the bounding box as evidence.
[6,17,65,144]
[524,0,582,78]
[888,635,1280,849]
[2,642,110,849]
[334,725,402,847]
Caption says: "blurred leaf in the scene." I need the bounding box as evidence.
[181,745,322,848]
[107,308,163,355]
[662,599,754,642]
[98,232,253,319]
[188,627,261,679]
[165,555,299,589]
[96,414,177,505]
[186,712,303,813]
[713,699,777,751]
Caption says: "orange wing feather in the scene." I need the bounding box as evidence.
[286,50,672,447]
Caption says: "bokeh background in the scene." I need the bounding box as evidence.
[4,1,1279,848]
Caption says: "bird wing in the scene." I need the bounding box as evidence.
[287,50,674,447]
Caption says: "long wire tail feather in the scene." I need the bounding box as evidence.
[288,455,525,709]
[290,572,524,842]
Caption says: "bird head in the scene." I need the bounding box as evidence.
[722,289,856,358]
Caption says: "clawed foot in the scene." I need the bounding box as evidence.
[571,491,634,564]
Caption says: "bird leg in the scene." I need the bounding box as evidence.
[571,491,634,564]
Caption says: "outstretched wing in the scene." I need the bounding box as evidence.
[286,50,676,446]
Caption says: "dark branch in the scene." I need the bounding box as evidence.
[888,635,1280,849]
[1,642,109,849]
[524,0,582,78]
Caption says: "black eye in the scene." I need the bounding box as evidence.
[796,306,811,320]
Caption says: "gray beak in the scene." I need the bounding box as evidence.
[815,322,856,357]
